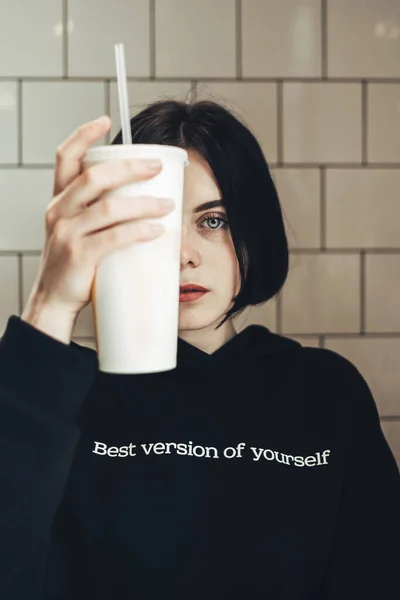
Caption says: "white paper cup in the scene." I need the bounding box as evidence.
[83,144,189,374]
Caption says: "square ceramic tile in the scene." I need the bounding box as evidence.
[0,82,18,164]
[328,0,400,78]
[234,298,278,333]
[0,0,62,76]
[290,335,321,348]
[326,169,400,248]
[380,421,400,468]
[365,255,400,332]
[0,256,19,335]
[22,82,106,164]
[368,84,400,163]
[241,0,321,77]
[326,338,400,416]
[0,169,54,251]
[283,83,362,163]
[68,0,150,77]
[272,168,320,249]
[155,0,236,77]
[196,82,278,162]
[281,254,360,334]
[22,255,96,338]
[109,81,193,141]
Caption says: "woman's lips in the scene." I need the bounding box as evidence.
[179,290,209,302]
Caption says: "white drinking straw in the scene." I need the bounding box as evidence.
[114,43,132,144]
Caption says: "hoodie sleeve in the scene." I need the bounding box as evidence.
[318,353,400,600]
[0,315,98,600]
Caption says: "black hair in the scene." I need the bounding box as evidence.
[111,96,289,330]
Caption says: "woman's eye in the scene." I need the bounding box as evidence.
[199,213,229,232]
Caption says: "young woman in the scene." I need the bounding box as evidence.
[0,99,399,600]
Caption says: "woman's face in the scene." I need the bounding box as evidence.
[178,149,240,349]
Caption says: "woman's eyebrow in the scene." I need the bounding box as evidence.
[194,199,224,213]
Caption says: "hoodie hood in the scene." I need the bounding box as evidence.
[176,324,302,369]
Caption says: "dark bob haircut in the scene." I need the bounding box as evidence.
[111,97,289,330]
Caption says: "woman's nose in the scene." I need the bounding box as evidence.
[179,228,200,264]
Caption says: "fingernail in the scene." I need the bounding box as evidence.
[93,115,109,125]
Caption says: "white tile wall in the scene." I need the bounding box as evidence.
[283,83,362,163]
[233,297,277,332]
[326,170,400,248]
[0,0,399,464]
[365,255,400,332]
[0,170,54,250]
[68,0,151,77]
[381,422,400,466]
[272,168,321,249]
[368,84,400,163]
[290,336,321,348]
[0,0,63,77]
[0,256,19,333]
[281,254,361,334]
[22,82,106,164]
[241,0,322,77]
[328,0,400,78]
[0,82,18,164]
[155,0,236,77]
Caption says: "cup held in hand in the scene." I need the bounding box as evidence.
[83,144,189,374]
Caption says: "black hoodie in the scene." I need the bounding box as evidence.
[0,314,399,599]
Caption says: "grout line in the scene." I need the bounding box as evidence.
[235,0,242,79]
[149,0,156,79]
[17,79,22,166]
[320,167,326,249]
[360,251,366,334]
[380,416,400,422]
[1,76,400,83]
[62,0,68,78]
[362,81,368,164]
[276,293,282,334]
[277,82,283,165]
[18,253,23,315]
[292,334,331,339]
[321,0,327,79]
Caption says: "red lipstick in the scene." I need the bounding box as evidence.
[179,283,209,303]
